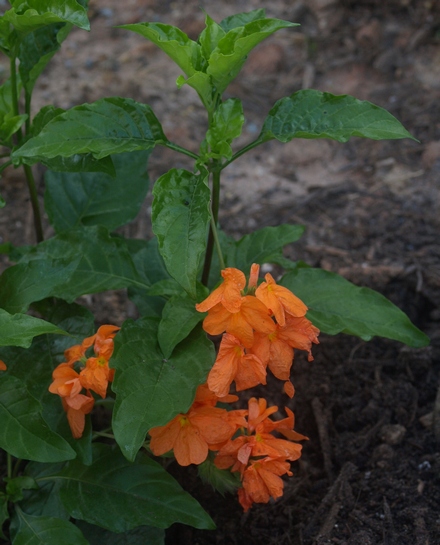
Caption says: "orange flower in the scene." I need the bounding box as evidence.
[49,324,119,438]
[49,364,82,399]
[239,457,293,511]
[49,363,95,439]
[207,333,266,397]
[195,268,246,313]
[62,392,94,439]
[64,324,119,365]
[249,315,319,395]
[278,315,320,362]
[149,406,236,466]
[0,360,6,371]
[255,272,308,326]
[202,295,276,348]
[149,384,242,466]
[79,356,114,398]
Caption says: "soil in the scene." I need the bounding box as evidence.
[1,0,440,544]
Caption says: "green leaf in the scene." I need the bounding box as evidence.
[203,98,244,160]
[280,268,430,347]
[0,78,27,144]
[0,308,66,348]
[0,226,149,313]
[44,150,150,233]
[10,508,89,545]
[158,294,204,358]
[18,22,69,95]
[30,105,64,136]
[3,1,90,34]
[41,154,116,176]
[0,374,75,462]
[120,23,203,76]
[21,462,70,519]
[12,97,167,165]
[152,168,211,298]
[0,492,8,539]
[5,476,39,503]
[259,90,416,144]
[219,9,266,31]
[198,14,225,60]
[175,71,214,111]
[76,521,165,545]
[0,305,94,465]
[111,317,215,461]
[224,224,305,272]
[207,18,298,94]
[59,443,215,531]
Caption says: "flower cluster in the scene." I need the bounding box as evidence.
[196,264,319,398]
[150,264,319,511]
[49,324,119,438]
[149,384,307,511]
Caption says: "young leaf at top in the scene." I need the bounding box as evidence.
[18,22,72,95]
[202,98,244,160]
[45,150,151,233]
[111,318,215,461]
[152,168,211,298]
[198,14,226,60]
[0,308,66,348]
[258,90,416,144]
[12,97,167,165]
[58,443,215,531]
[219,9,266,31]
[2,0,90,34]
[9,508,89,545]
[280,268,430,348]
[120,23,204,77]
[207,18,298,95]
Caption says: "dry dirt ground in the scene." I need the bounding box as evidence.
[1,0,440,544]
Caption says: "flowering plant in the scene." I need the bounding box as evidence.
[0,3,429,543]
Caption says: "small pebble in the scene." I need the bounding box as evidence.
[380,424,406,445]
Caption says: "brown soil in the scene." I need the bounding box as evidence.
[1,0,440,544]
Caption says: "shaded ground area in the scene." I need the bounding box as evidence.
[1,0,439,543]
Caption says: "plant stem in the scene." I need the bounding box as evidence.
[7,452,12,479]
[24,164,44,243]
[164,141,199,160]
[10,57,44,243]
[25,90,32,134]
[93,431,115,440]
[222,137,264,169]
[9,56,22,144]
[201,167,224,285]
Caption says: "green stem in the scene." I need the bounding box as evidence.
[11,57,44,243]
[201,167,224,285]
[9,56,21,144]
[222,137,264,169]
[92,431,115,440]
[24,164,44,243]
[0,160,12,175]
[163,141,199,160]
[7,453,12,479]
[25,90,32,133]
